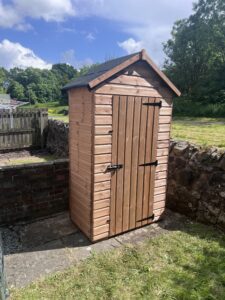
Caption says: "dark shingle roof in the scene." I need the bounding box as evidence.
[62,52,139,91]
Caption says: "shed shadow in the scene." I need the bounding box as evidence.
[1,212,91,255]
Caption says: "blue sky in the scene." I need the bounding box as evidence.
[0,0,194,70]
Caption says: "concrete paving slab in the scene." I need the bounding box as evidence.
[1,210,188,289]
[5,245,71,288]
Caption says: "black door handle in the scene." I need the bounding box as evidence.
[106,164,123,172]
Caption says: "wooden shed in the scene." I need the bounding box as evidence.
[63,50,181,242]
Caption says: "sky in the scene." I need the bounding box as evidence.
[0,0,195,70]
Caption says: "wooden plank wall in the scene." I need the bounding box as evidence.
[69,88,93,239]
[93,61,173,239]
[0,109,48,150]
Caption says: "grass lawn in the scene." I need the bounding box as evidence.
[48,114,69,122]
[172,117,225,149]
[23,101,69,123]
[23,102,225,148]
[11,223,225,300]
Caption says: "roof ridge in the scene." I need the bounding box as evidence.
[62,50,181,96]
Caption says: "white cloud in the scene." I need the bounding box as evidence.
[0,39,52,70]
[16,23,33,32]
[118,38,143,54]
[0,0,75,30]
[15,0,75,22]
[72,0,194,64]
[86,32,95,42]
[0,1,21,28]
[0,0,194,63]
[61,49,93,69]
[61,49,76,65]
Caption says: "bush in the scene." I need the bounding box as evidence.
[173,97,225,118]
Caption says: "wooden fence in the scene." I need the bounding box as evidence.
[0,109,48,151]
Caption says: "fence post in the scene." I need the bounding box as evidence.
[9,108,13,129]
[40,109,48,149]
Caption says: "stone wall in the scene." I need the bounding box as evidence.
[0,233,6,300]
[0,159,69,225]
[45,119,69,157]
[167,141,225,230]
[44,118,225,230]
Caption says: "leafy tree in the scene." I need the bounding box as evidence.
[0,67,9,93]
[0,62,98,103]
[26,83,38,104]
[52,63,78,84]
[164,0,225,102]
[8,81,25,100]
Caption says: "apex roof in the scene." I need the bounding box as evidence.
[63,50,181,96]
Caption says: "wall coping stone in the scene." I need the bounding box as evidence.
[0,158,69,172]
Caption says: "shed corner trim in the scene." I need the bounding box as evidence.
[141,50,181,97]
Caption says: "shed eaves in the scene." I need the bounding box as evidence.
[62,52,139,91]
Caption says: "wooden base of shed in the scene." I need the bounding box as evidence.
[67,50,180,242]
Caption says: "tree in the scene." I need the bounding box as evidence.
[0,62,97,104]
[8,81,25,100]
[0,68,9,93]
[26,83,38,104]
[164,0,225,102]
[52,63,78,84]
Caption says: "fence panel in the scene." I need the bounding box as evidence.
[0,109,48,150]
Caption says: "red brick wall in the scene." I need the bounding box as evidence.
[0,159,69,225]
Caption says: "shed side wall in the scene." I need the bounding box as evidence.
[69,87,93,239]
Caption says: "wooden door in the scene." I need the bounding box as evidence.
[109,95,160,236]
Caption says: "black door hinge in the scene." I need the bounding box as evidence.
[143,101,162,108]
[106,164,123,172]
[137,214,155,223]
[139,160,158,167]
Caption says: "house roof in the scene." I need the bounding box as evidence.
[0,94,11,103]
[0,94,28,109]
[62,50,181,96]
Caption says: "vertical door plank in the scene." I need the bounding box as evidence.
[135,98,148,227]
[148,98,160,223]
[142,98,155,226]
[122,96,135,232]
[129,97,142,229]
[115,96,127,234]
[109,96,119,236]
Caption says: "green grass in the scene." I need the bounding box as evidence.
[22,101,225,147]
[11,223,225,300]
[49,114,69,122]
[23,101,69,123]
[172,117,225,149]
